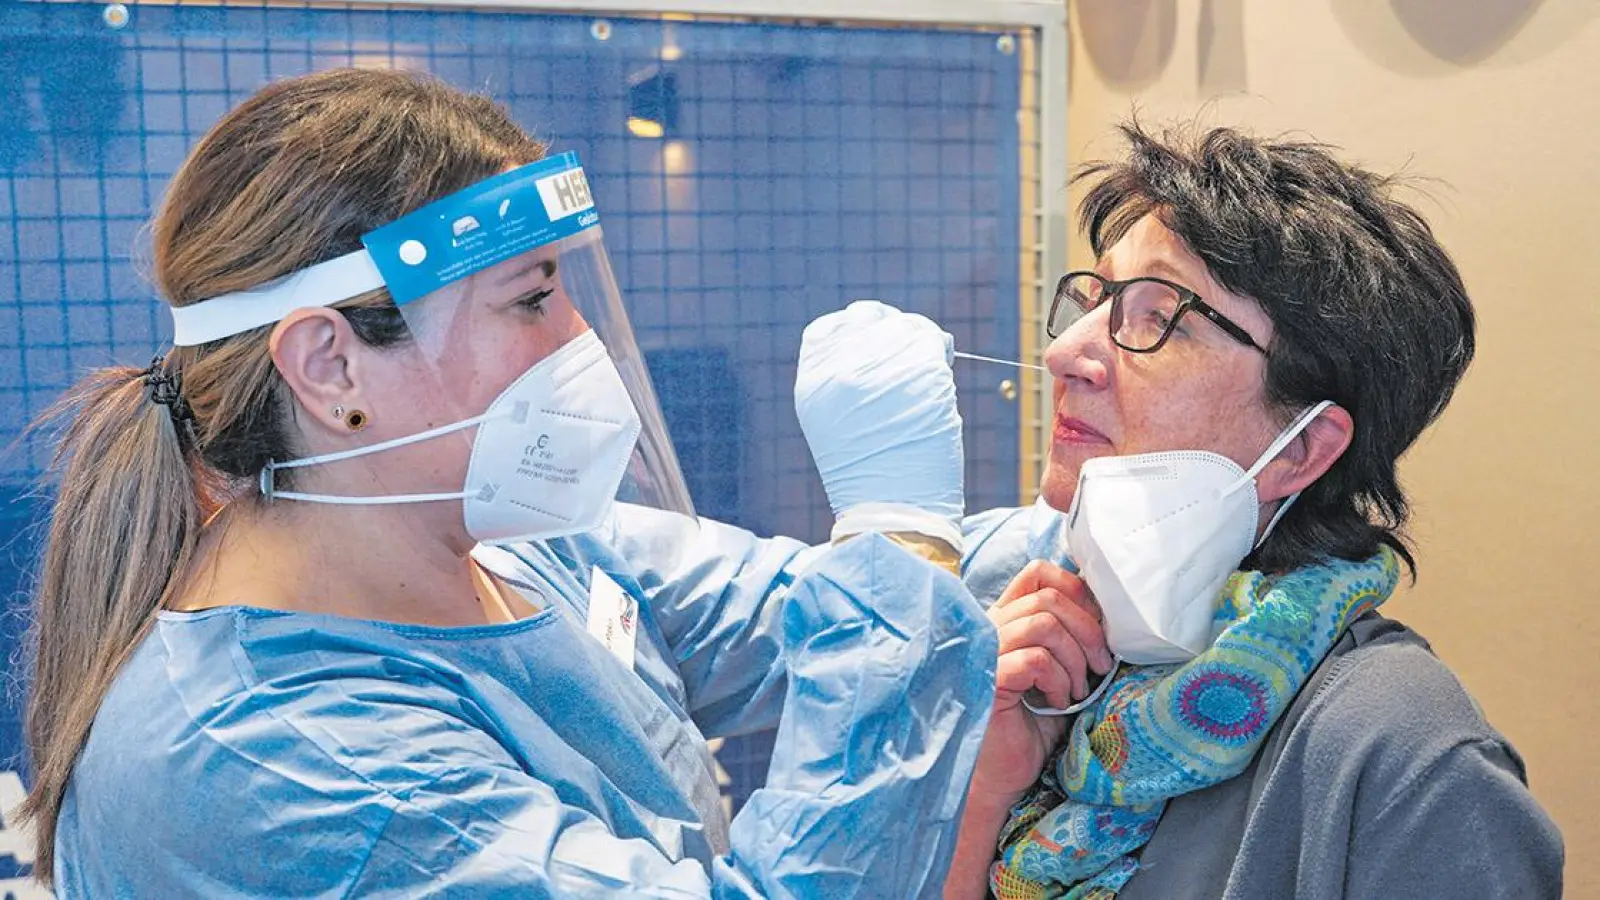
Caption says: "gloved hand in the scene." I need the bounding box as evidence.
[794,300,964,552]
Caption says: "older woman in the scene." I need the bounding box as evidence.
[945,123,1564,898]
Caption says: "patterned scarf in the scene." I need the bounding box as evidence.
[988,534,1401,899]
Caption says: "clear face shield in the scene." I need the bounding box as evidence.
[543,227,695,518]
[169,153,695,547]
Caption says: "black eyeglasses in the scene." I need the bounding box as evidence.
[1048,270,1268,355]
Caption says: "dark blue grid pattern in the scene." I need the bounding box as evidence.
[0,1,1025,842]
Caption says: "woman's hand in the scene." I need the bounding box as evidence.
[945,560,1112,899]
[974,560,1113,800]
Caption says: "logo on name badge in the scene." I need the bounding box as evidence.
[619,596,636,635]
[586,566,637,671]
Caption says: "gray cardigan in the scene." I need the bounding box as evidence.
[1111,614,1561,899]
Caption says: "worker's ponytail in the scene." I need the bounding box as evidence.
[19,362,201,877]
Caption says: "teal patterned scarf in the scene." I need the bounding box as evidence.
[988,538,1401,899]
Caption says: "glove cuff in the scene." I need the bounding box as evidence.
[831,503,963,561]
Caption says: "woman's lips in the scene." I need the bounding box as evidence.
[1054,415,1110,445]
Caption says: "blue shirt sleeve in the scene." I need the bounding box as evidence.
[958,505,1035,607]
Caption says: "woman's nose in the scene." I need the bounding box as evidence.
[1044,303,1112,389]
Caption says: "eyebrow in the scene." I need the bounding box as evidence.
[493,257,557,288]
[1126,257,1197,290]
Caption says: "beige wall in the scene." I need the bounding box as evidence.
[1059,0,1598,889]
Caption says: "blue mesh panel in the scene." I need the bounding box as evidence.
[0,0,1025,854]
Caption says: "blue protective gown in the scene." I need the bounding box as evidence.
[54,507,997,897]
[959,500,1068,606]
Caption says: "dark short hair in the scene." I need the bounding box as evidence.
[1074,121,1476,575]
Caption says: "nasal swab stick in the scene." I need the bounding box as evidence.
[952,350,1048,373]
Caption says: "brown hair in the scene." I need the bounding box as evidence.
[20,68,545,878]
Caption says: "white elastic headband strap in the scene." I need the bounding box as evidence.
[169,249,384,347]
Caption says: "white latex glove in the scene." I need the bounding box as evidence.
[794,300,964,551]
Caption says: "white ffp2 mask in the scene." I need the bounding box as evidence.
[1064,401,1333,665]
[262,330,643,544]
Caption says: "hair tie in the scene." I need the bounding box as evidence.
[142,356,195,424]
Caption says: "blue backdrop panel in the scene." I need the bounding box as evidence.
[0,1,1025,875]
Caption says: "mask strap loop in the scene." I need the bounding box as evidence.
[270,487,475,506]
[1021,656,1124,717]
[1255,492,1300,549]
[1222,399,1334,494]
[1243,399,1334,481]
[272,406,511,473]
[257,405,519,505]
[1237,399,1335,548]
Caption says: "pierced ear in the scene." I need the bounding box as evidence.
[269,308,363,434]
[1257,404,1354,503]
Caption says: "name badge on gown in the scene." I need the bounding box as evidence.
[585,567,638,671]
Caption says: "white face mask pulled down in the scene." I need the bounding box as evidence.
[260,330,643,544]
[1065,400,1334,668]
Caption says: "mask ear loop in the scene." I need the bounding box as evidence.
[1227,400,1335,548]
[258,405,521,505]
[1021,657,1123,717]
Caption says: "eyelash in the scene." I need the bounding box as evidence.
[515,288,554,313]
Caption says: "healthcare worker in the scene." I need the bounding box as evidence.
[20,68,996,897]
